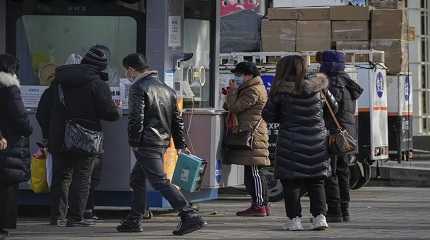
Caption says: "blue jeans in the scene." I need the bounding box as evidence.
[129,147,191,218]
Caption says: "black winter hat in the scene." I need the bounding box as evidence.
[231,61,260,77]
[81,46,108,71]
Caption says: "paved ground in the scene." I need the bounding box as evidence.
[7,187,430,240]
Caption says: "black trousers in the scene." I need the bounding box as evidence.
[129,147,192,219]
[50,153,95,222]
[244,165,268,207]
[325,155,351,216]
[0,185,18,229]
[281,177,327,219]
[86,155,103,212]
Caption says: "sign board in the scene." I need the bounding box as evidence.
[164,71,175,90]
[168,16,182,48]
[119,78,132,111]
[370,68,389,160]
[21,85,48,108]
[399,74,413,116]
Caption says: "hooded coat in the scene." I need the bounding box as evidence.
[320,51,364,141]
[262,74,335,179]
[223,76,270,166]
[0,72,32,186]
[0,71,32,230]
[36,64,120,153]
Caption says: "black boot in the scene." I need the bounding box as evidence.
[326,203,343,223]
[0,229,8,240]
[172,210,207,236]
[116,215,143,233]
[341,202,350,222]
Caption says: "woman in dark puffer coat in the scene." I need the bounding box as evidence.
[263,55,337,231]
[0,54,33,239]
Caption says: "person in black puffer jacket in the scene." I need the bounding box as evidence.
[36,47,120,227]
[263,55,337,231]
[0,54,33,238]
[319,50,363,223]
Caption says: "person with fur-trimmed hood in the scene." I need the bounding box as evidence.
[0,54,33,239]
[263,55,337,231]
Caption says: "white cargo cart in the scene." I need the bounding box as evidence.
[387,73,413,162]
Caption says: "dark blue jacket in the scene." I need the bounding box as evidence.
[263,74,336,179]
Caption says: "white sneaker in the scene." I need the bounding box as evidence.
[312,214,329,231]
[284,217,304,231]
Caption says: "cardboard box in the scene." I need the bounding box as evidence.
[261,20,297,52]
[267,8,298,20]
[371,39,409,74]
[268,7,331,21]
[336,41,370,50]
[369,0,405,9]
[332,21,369,41]
[330,6,370,20]
[297,8,330,20]
[296,21,331,51]
[371,9,406,39]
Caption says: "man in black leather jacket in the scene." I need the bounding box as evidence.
[116,53,206,236]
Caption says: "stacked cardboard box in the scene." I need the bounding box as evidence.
[369,0,405,9]
[263,6,370,52]
[371,8,409,74]
[330,6,370,50]
[261,20,297,52]
[262,4,412,74]
[264,8,332,52]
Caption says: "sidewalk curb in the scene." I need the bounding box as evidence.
[371,165,430,187]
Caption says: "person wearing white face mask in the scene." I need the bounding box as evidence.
[223,61,271,217]
[117,53,206,235]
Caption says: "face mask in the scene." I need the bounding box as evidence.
[234,75,244,86]
[125,69,135,82]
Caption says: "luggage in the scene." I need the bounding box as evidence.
[172,153,207,192]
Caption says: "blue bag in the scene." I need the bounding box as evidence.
[172,153,207,192]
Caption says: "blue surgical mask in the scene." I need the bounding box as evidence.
[234,75,244,86]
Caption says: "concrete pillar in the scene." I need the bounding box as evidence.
[0,0,5,53]
[146,0,184,81]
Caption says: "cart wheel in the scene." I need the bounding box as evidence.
[354,161,372,189]
[261,167,284,202]
[350,159,372,190]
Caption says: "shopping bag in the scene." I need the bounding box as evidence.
[172,153,207,192]
[163,138,178,180]
[31,149,49,193]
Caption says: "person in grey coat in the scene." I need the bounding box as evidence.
[263,55,337,231]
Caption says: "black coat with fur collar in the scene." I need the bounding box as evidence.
[0,72,32,186]
[263,74,333,179]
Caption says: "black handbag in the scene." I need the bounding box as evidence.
[58,85,104,155]
[321,91,357,155]
[224,118,263,150]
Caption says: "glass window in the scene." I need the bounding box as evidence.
[182,18,211,108]
[16,15,137,87]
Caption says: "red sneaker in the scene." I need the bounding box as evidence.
[236,206,267,217]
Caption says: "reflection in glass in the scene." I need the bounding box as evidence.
[16,15,137,86]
